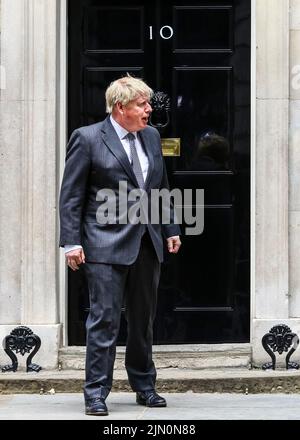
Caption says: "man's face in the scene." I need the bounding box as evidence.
[119,95,152,132]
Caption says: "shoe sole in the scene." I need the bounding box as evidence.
[136,400,167,408]
[85,410,109,416]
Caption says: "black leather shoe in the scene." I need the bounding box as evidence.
[136,390,167,407]
[85,397,108,416]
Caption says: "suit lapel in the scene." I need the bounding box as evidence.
[101,117,139,187]
[139,129,154,190]
[101,117,155,190]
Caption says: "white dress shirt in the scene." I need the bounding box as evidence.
[109,115,149,181]
[65,115,149,254]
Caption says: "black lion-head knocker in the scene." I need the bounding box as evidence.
[149,91,171,131]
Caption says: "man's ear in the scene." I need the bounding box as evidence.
[116,102,124,114]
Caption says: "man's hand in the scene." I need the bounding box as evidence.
[66,248,86,271]
[166,236,181,254]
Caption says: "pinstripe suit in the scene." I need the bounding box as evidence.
[59,116,180,401]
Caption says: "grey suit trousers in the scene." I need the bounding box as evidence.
[83,232,161,401]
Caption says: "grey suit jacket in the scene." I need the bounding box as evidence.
[59,116,180,264]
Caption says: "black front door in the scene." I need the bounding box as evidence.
[67,0,251,345]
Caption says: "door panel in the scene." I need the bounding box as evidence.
[67,0,251,345]
[173,6,232,51]
[84,6,144,51]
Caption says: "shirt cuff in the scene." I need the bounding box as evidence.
[64,245,82,254]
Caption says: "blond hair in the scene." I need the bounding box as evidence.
[105,74,153,113]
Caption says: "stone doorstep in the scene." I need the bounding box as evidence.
[1,368,300,394]
[59,344,253,370]
[2,344,299,394]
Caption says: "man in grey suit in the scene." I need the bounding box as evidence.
[59,76,181,416]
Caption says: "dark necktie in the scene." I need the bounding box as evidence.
[126,132,145,188]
